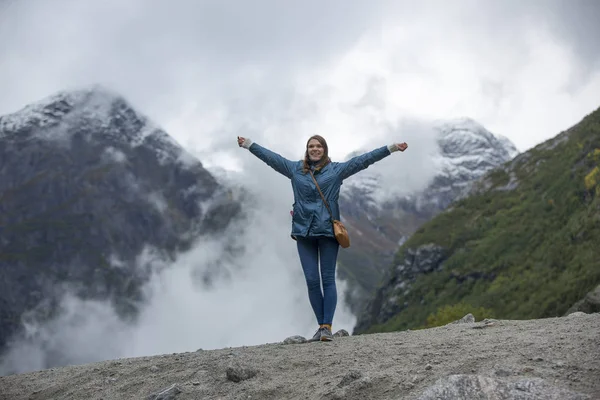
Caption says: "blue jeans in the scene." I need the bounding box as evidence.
[296,236,340,326]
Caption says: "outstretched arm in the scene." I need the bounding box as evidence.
[238,136,295,179]
[338,142,408,180]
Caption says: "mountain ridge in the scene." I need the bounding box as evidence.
[337,118,519,313]
[354,105,600,334]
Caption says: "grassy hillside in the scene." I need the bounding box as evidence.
[360,107,600,333]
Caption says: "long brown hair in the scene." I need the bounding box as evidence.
[303,135,331,173]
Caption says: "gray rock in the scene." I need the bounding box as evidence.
[453,313,475,324]
[333,329,349,338]
[226,362,258,382]
[147,383,182,400]
[283,335,307,344]
[405,244,447,276]
[418,374,590,400]
[566,285,600,315]
[567,312,587,317]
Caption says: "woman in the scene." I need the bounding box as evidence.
[238,135,408,341]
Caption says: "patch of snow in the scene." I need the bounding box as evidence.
[128,123,158,148]
[0,90,87,137]
[176,149,201,169]
[108,255,128,269]
[102,147,127,163]
[153,143,179,166]
[0,86,199,171]
[147,191,168,213]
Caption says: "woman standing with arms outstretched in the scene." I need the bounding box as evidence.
[238,135,408,341]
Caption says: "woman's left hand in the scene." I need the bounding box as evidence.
[396,142,408,152]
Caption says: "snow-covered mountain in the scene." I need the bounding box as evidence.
[420,118,519,212]
[340,118,518,214]
[0,86,242,367]
[0,87,199,167]
[336,118,519,312]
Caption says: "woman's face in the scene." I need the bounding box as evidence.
[307,139,324,162]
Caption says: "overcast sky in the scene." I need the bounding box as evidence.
[1,0,600,373]
[1,0,599,164]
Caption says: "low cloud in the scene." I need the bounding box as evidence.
[0,171,356,375]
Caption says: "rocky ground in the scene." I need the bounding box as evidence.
[1,313,599,400]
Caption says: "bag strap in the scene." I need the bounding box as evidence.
[309,170,333,222]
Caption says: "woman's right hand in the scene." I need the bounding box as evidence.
[237,136,246,147]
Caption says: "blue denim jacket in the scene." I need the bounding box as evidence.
[248,142,392,239]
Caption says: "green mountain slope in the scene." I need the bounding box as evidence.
[355,106,600,334]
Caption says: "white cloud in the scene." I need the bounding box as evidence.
[2,0,599,160]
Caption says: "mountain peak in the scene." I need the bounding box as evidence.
[343,117,518,163]
[436,116,485,130]
[340,117,518,208]
[0,86,192,167]
[37,84,123,106]
[0,85,125,133]
[0,85,160,140]
[434,117,519,159]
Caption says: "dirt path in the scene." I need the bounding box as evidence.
[1,313,599,400]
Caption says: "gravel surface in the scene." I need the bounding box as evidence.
[1,313,599,400]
